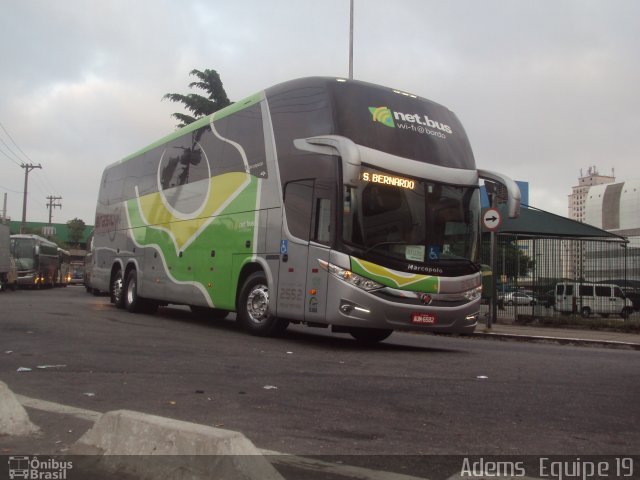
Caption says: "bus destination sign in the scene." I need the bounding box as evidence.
[361,172,415,189]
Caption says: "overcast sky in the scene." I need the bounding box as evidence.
[1,0,638,225]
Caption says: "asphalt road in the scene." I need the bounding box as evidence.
[1,286,639,458]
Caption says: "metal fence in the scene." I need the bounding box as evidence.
[480,234,640,324]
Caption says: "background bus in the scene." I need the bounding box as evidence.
[91,77,519,342]
[10,234,59,288]
[56,247,72,286]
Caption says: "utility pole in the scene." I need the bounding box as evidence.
[349,0,354,79]
[20,163,42,232]
[46,195,62,224]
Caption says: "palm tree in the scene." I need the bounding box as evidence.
[163,69,231,128]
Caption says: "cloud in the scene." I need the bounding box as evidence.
[1,0,639,224]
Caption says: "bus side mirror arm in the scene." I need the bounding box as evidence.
[478,169,521,218]
[294,135,361,186]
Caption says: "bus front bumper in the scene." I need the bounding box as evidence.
[325,275,479,334]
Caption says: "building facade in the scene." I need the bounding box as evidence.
[562,168,640,284]
[568,166,615,223]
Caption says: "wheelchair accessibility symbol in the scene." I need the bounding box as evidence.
[280,240,288,255]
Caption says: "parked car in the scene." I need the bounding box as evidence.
[535,289,556,308]
[499,291,536,306]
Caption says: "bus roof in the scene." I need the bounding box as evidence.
[115,76,459,167]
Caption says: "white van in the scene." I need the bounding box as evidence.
[555,282,634,319]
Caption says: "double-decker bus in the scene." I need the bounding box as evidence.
[10,234,59,287]
[91,77,520,342]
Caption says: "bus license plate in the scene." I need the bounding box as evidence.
[411,312,437,325]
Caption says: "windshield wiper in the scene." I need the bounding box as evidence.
[363,241,407,254]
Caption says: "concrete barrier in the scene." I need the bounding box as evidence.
[0,381,40,436]
[72,409,284,480]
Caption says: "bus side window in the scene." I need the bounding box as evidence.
[312,179,333,246]
[314,199,331,245]
[284,180,314,241]
[556,285,564,296]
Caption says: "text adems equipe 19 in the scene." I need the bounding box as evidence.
[460,457,634,480]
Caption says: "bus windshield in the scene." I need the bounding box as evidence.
[10,238,35,270]
[342,168,480,265]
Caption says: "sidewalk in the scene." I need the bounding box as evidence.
[474,319,640,349]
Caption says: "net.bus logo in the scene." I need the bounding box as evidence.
[368,106,453,135]
[368,106,395,127]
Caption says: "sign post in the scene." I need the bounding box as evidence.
[483,203,502,330]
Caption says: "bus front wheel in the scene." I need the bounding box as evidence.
[348,327,393,344]
[237,272,289,337]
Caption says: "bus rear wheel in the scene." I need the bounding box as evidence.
[124,269,158,314]
[237,272,289,337]
[348,327,393,344]
[111,269,125,308]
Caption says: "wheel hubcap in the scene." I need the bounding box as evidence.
[112,276,123,303]
[246,284,269,324]
[126,278,136,305]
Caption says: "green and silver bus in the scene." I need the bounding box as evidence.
[91,77,520,342]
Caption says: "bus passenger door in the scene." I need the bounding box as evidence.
[278,180,314,320]
[279,179,332,323]
[305,181,333,323]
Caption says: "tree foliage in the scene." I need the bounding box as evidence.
[66,218,86,246]
[482,236,536,279]
[163,69,231,128]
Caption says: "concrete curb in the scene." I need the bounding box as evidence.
[473,331,640,350]
[0,381,40,436]
[71,409,284,480]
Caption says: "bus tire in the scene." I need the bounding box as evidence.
[237,272,289,337]
[124,269,141,313]
[348,327,393,344]
[123,269,158,314]
[111,269,125,308]
[621,307,632,319]
[581,307,591,318]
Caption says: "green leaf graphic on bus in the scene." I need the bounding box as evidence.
[126,173,259,309]
[368,106,395,128]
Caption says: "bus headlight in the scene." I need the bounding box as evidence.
[318,260,384,292]
[462,285,482,301]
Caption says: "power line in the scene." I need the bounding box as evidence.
[0,120,60,194]
[0,183,22,194]
[0,139,23,167]
[0,121,34,164]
